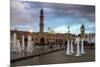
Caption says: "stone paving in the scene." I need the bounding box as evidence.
[11,48,95,66]
[11,45,65,62]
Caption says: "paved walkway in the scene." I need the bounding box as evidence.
[11,48,95,66]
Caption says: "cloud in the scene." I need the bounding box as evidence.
[54,25,67,33]
[26,2,95,22]
[53,24,81,34]
[10,0,34,26]
[10,1,95,34]
[21,1,95,20]
[54,23,95,35]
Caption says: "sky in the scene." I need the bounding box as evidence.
[10,0,95,35]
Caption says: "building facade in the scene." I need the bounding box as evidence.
[10,9,94,46]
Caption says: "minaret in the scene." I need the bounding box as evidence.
[39,8,44,33]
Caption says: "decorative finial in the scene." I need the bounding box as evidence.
[40,8,43,16]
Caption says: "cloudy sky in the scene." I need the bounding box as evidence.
[10,0,95,35]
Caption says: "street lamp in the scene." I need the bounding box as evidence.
[68,26,70,34]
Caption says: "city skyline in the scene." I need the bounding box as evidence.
[10,0,95,35]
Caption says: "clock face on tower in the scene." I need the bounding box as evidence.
[80,25,85,35]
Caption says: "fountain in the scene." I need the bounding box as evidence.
[10,42,13,52]
[66,25,72,55]
[16,40,22,53]
[81,38,85,54]
[32,39,35,51]
[66,40,71,55]
[13,33,17,52]
[71,40,74,54]
[22,35,25,51]
[75,36,81,56]
[26,35,33,53]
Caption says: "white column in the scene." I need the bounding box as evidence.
[27,35,33,53]
[13,33,17,52]
[16,40,21,53]
[75,37,81,56]
[22,35,25,51]
[66,40,71,55]
[81,38,85,54]
[71,40,74,53]
[32,40,35,50]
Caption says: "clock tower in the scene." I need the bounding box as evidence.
[80,24,85,37]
